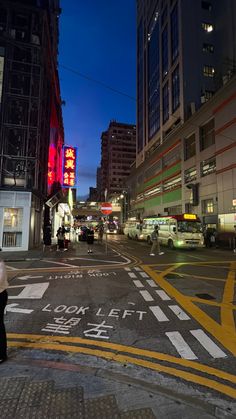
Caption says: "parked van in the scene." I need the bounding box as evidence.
[124,219,141,240]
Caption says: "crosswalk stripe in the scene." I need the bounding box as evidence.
[124,267,131,271]
[155,290,171,301]
[190,329,227,358]
[139,290,154,302]
[133,280,144,288]
[149,306,169,322]
[139,272,149,278]
[128,272,137,278]
[134,267,141,271]
[166,331,197,360]
[146,279,157,288]
[168,305,191,320]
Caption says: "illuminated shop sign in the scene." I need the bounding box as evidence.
[63,146,77,187]
[183,213,197,220]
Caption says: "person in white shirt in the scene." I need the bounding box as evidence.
[0,251,8,363]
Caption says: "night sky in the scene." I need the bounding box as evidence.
[59,0,136,198]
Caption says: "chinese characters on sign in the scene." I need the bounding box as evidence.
[63,146,77,187]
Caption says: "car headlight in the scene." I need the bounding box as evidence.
[114,230,117,234]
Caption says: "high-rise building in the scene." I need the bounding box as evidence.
[0,0,64,250]
[136,0,236,166]
[100,121,136,201]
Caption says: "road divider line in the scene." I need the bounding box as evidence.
[133,280,144,288]
[149,306,169,322]
[139,290,154,302]
[168,305,191,320]
[165,331,197,360]
[155,290,171,301]
[7,333,236,384]
[141,265,236,356]
[190,329,227,359]
[221,262,236,333]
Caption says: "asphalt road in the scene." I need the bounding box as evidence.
[3,235,236,415]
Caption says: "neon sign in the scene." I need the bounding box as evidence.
[62,146,77,187]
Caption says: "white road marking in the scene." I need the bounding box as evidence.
[139,290,154,302]
[149,306,169,322]
[155,290,171,300]
[6,303,33,314]
[168,305,191,320]
[18,275,43,280]
[125,267,131,271]
[166,331,197,360]
[43,260,82,268]
[128,272,137,278]
[139,272,149,278]
[190,329,227,358]
[5,265,18,271]
[8,283,49,299]
[146,279,157,288]
[134,267,141,271]
[133,280,144,288]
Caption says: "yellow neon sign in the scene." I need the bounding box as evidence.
[183,213,197,220]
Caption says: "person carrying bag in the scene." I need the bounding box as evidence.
[0,250,9,363]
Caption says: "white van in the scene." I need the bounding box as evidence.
[124,219,141,240]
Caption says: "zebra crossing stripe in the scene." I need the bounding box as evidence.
[169,305,191,320]
[146,279,157,288]
[190,329,227,358]
[139,272,149,278]
[140,290,154,302]
[134,267,141,271]
[133,280,144,288]
[124,267,131,271]
[156,290,171,301]
[166,331,197,360]
[149,306,169,322]
[128,272,137,278]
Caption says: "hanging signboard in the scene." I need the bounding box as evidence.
[62,146,77,187]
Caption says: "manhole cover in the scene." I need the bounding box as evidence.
[195,293,215,300]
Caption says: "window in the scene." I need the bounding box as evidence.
[163,145,180,168]
[184,166,197,184]
[162,82,169,123]
[171,2,179,62]
[202,198,214,214]
[200,119,215,150]
[203,65,215,77]
[184,133,196,160]
[2,208,23,247]
[162,25,168,78]
[200,157,216,177]
[163,175,181,192]
[204,90,214,101]
[201,1,212,11]
[202,22,214,32]
[148,17,160,140]
[202,43,214,53]
[172,66,180,112]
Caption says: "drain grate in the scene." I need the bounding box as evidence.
[195,293,215,300]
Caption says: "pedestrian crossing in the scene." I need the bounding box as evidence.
[126,266,228,361]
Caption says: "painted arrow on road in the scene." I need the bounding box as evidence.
[18,275,44,280]
[6,303,33,314]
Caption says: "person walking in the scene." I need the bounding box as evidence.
[97,223,104,244]
[86,226,94,253]
[0,250,8,363]
[56,227,65,251]
[150,225,164,256]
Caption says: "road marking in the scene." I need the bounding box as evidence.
[221,261,236,333]
[190,329,227,359]
[139,290,154,302]
[146,279,157,288]
[8,283,49,299]
[128,272,137,278]
[18,275,44,280]
[133,280,144,288]
[124,267,131,271]
[149,306,169,322]
[166,331,197,360]
[6,303,33,314]
[139,272,149,278]
[5,265,18,271]
[155,290,171,301]
[168,305,191,320]
[134,267,141,271]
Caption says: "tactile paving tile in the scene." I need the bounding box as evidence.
[84,394,120,419]
[17,380,55,407]
[0,398,19,419]
[120,407,156,419]
[0,377,28,400]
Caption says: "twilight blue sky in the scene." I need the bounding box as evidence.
[58,1,136,197]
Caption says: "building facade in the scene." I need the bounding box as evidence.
[0,0,64,250]
[128,0,236,231]
[100,121,136,201]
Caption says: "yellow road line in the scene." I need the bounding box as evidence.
[8,339,236,399]
[221,262,236,333]
[190,296,236,310]
[7,333,236,384]
[141,265,236,356]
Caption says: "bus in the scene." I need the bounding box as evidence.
[139,214,204,249]
[123,218,141,240]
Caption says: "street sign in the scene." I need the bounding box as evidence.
[100,202,112,215]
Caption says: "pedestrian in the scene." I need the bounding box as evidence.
[150,225,164,256]
[86,226,94,253]
[56,227,65,251]
[0,249,8,363]
[97,223,104,244]
[43,223,52,250]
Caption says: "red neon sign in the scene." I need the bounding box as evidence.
[63,146,77,187]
